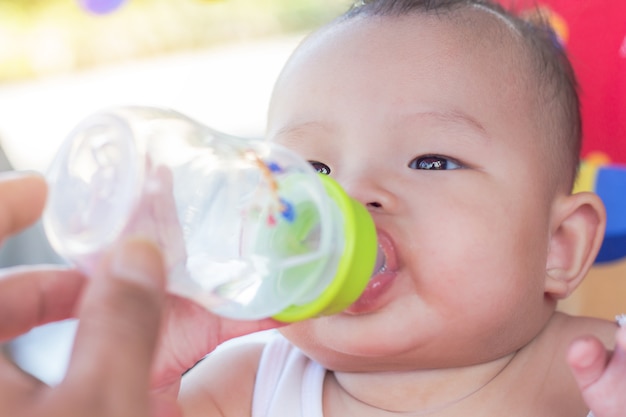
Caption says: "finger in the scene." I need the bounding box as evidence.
[597,325,626,387]
[0,172,47,239]
[216,317,285,343]
[567,335,610,390]
[0,266,85,342]
[568,329,626,417]
[0,351,48,413]
[151,394,184,417]
[166,294,284,351]
[151,296,283,391]
[64,238,166,409]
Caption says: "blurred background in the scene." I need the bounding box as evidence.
[0,0,349,386]
[0,0,348,171]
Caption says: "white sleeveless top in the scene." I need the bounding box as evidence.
[252,332,325,417]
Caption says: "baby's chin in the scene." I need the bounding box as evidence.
[277,318,421,371]
[278,314,513,373]
[279,332,391,372]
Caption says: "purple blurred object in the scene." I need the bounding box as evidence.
[79,0,127,14]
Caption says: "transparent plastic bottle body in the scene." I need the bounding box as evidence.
[43,106,378,322]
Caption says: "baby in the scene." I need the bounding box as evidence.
[175,0,621,416]
[0,1,622,417]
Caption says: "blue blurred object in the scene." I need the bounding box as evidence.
[594,164,626,263]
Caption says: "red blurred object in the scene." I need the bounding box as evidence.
[497,0,626,163]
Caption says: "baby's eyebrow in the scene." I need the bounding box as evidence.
[271,121,335,143]
[402,110,490,140]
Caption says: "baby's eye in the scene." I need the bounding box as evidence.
[309,160,331,175]
[408,155,462,170]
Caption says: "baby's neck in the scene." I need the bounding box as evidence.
[325,352,517,415]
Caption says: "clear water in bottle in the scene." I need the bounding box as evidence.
[43,106,380,321]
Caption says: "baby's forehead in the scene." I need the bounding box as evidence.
[330,5,533,66]
[283,4,541,116]
[427,4,529,56]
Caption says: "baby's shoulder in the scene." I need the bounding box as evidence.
[516,312,618,385]
[179,332,276,417]
[550,312,619,349]
[504,313,619,415]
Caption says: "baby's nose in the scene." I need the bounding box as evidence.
[338,175,396,213]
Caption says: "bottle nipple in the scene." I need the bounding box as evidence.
[372,243,387,276]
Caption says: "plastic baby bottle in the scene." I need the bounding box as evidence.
[42,106,380,322]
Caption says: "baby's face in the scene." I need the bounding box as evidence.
[268,12,559,370]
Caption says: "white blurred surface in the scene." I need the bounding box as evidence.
[8,320,78,386]
[0,34,303,172]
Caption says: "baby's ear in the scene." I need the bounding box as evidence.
[545,191,606,299]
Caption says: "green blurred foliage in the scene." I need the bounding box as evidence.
[0,0,349,82]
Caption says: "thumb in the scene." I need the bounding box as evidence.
[64,238,167,410]
[567,335,609,391]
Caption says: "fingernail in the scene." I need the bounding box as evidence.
[568,338,595,368]
[111,238,165,289]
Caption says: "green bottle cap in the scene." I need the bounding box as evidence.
[272,175,377,322]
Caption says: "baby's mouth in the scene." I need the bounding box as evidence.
[347,229,398,314]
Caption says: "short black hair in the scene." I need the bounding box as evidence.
[338,0,582,191]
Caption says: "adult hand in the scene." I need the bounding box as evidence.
[150,292,282,394]
[1,239,181,417]
[567,323,626,417]
[0,173,85,341]
[0,172,281,416]
[0,172,180,416]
